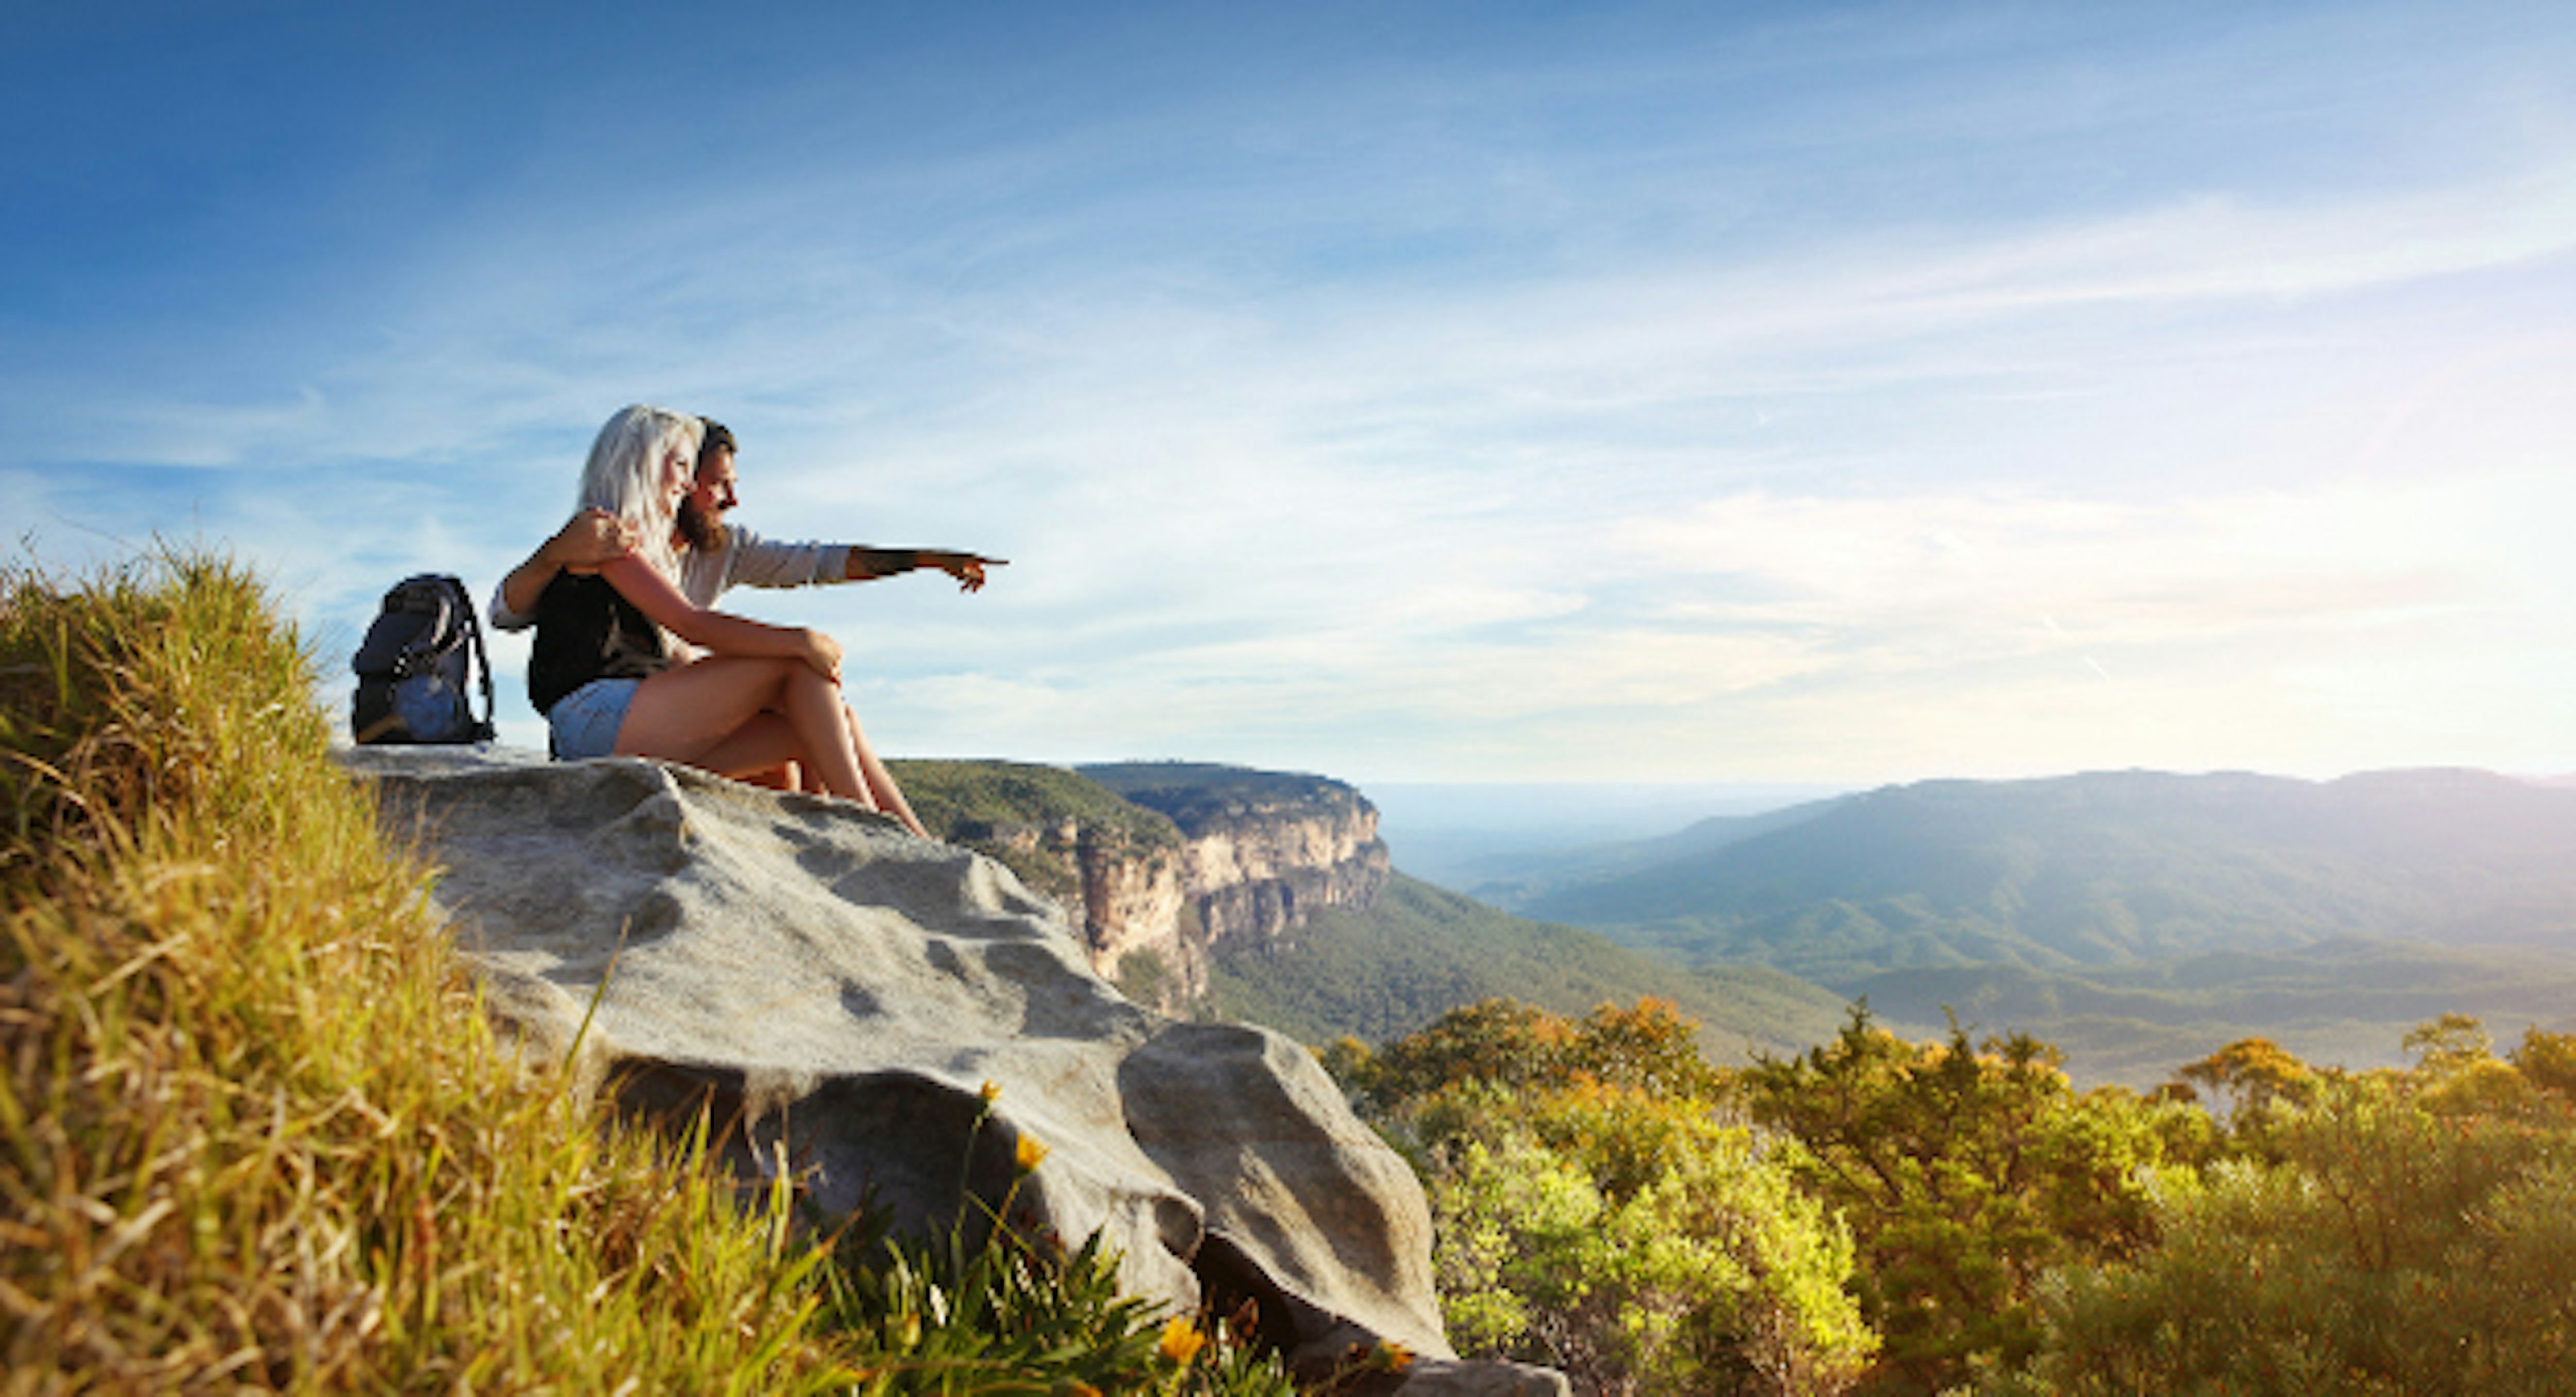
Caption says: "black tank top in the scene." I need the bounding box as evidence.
[529,572,672,715]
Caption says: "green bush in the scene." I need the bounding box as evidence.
[1340,999,1876,1395]
[2005,1029,2576,1396]
[1740,1007,2212,1395]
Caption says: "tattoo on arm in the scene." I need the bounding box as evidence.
[851,547,922,579]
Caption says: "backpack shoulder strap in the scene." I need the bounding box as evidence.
[453,579,498,740]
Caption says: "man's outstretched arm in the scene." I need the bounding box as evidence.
[720,530,1007,594]
[844,549,1007,592]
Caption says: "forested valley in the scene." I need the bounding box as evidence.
[1325,997,2576,1396]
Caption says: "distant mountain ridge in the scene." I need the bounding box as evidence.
[1462,798,1849,907]
[1505,767,2576,985]
[1482,767,2576,1083]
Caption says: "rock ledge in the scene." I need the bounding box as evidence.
[344,746,1562,1396]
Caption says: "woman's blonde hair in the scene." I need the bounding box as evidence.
[576,404,702,584]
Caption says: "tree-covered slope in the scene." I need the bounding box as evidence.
[1076,761,1371,828]
[895,759,1186,845]
[1841,938,2576,1086]
[1204,871,1855,1062]
[889,757,1183,905]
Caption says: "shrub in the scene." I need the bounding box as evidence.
[1741,1007,2210,1395]
[1346,999,1876,1396]
[2006,1035,2576,1396]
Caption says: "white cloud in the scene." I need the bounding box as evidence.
[1618,478,2528,653]
[23,4,2576,783]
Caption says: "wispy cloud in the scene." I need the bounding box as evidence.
[17,1,2576,781]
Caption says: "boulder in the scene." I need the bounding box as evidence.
[344,747,1563,1396]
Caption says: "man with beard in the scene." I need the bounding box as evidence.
[494,419,1002,621]
[490,417,1004,790]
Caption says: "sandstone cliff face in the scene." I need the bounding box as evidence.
[936,764,1392,1017]
[1157,788,1392,948]
[1079,763,1391,974]
[957,816,1201,1007]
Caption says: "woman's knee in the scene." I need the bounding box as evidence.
[741,655,802,691]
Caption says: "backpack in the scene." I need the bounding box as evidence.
[350,574,496,744]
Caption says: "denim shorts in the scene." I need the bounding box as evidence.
[547,677,643,761]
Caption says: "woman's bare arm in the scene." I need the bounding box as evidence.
[599,555,841,679]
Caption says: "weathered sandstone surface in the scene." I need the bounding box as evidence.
[344,747,1560,1396]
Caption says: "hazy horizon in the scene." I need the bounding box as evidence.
[15,1,2573,784]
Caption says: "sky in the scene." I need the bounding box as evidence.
[7,0,2573,787]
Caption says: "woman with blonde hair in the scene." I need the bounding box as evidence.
[529,404,926,836]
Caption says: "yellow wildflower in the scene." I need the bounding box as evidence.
[979,1079,1003,1104]
[1014,1133,1050,1172]
[1158,1316,1208,1365]
[1372,1340,1414,1373]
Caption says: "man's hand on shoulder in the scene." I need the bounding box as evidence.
[496,508,641,625]
[549,508,636,571]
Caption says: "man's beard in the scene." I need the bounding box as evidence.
[676,498,727,553]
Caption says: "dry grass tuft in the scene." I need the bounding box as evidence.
[0,551,845,1392]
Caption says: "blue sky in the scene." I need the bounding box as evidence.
[9,1,2573,785]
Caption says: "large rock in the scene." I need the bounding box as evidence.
[345,747,1562,1396]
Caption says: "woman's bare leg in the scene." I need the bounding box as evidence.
[614,657,782,761]
[690,717,848,805]
[616,657,869,799]
[686,711,796,777]
[612,657,922,833]
[678,711,869,812]
[843,704,928,837]
[771,667,875,800]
